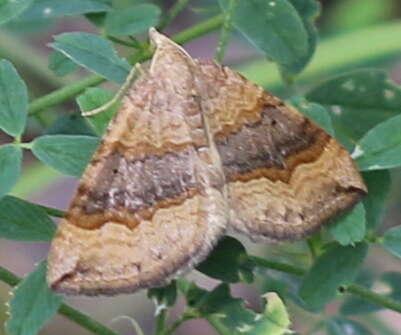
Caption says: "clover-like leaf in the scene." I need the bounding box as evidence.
[48,51,79,77]
[76,87,118,136]
[105,4,161,36]
[299,243,368,308]
[196,236,254,283]
[50,32,130,83]
[0,145,22,199]
[289,97,335,136]
[353,114,401,171]
[307,70,401,145]
[199,284,291,335]
[383,225,401,259]
[46,112,95,136]
[0,0,33,25]
[362,170,390,229]
[263,271,321,313]
[219,0,308,76]
[6,261,63,335]
[284,0,320,78]
[0,60,28,137]
[328,203,366,246]
[32,135,100,176]
[148,281,177,310]
[18,0,111,19]
[0,196,56,241]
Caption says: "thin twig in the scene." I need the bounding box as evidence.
[155,308,168,335]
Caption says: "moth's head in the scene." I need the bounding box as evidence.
[147,27,194,79]
[149,27,167,49]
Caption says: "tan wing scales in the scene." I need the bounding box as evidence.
[196,60,367,241]
[47,31,228,295]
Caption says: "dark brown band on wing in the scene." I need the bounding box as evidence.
[68,148,198,229]
[216,106,331,183]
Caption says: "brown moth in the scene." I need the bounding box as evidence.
[47,29,367,295]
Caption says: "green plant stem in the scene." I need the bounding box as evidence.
[58,305,119,335]
[173,14,224,45]
[162,313,192,335]
[249,255,401,314]
[29,75,105,116]
[28,14,224,117]
[214,0,236,62]
[344,284,401,313]
[35,203,65,218]
[306,239,318,260]
[306,233,323,260]
[248,256,305,276]
[107,35,137,48]
[158,0,190,31]
[0,266,119,335]
[155,309,168,335]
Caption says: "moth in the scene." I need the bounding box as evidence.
[47,29,367,295]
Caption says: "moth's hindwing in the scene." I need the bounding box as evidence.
[197,60,367,241]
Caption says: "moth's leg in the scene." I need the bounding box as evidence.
[82,63,144,117]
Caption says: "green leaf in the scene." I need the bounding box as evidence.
[284,0,321,78]
[32,135,100,176]
[177,280,209,307]
[263,271,321,313]
[0,0,33,25]
[0,145,22,199]
[201,285,291,335]
[0,60,28,137]
[148,281,177,308]
[0,196,56,241]
[328,203,366,246]
[383,225,401,259]
[46,112,95,136]
[76,87,118,136]
[326,317,373,335]
[50,32,130,83]
[353,114,401,171]
[6,261,63,335]
[306,70,401,145]
[362,170,390,229]
[196,236,254,283]
[289,97,335,136]
[18,0,111,19]
[219,0,310,76]
[299,243,368,308]
[48,51,79,76]
[105,4,161,36]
